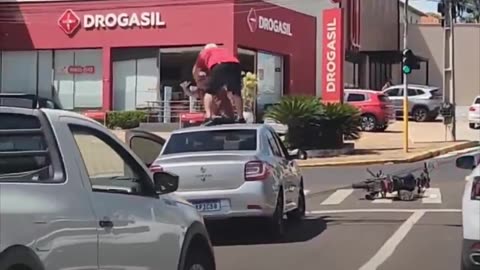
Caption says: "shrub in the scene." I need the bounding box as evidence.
[241,71,258,112]
[106,111,147,129]
[265,96,361,150]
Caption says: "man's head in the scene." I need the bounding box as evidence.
[204,43,218,50]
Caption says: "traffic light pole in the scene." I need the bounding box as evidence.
[443,0,456,141]
[402,0,409,153]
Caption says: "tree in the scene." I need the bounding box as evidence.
[455,0,480,23]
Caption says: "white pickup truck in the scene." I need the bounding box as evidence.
[456,150,480,270]
[0,107,215,270]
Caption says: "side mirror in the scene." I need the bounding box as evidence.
[153,171,179,194]
[456,155,476,170]
[288,149,308,160]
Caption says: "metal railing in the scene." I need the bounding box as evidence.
[143,98,203,123]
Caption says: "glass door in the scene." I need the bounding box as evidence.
[256,51,284,116]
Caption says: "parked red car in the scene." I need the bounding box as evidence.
[344,89,395,132]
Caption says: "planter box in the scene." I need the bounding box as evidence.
[305,143,355,158]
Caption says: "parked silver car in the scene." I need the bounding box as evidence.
[126,124,307,238]
[0,107,215,270]
[382,84,443,122]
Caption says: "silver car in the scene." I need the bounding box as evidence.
[0,107,215,270]
[126,124,307,238]
[382,84,443,122]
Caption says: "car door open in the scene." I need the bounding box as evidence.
[126,129,166,167]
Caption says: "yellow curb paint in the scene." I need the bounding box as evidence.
[297,141,479,168]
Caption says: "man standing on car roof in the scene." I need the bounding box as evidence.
[192,43,245,123]
[179,80,235,118]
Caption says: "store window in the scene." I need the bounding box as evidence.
[238,48,256,74]
[112,48,159,111]
[0,50,53,99]
[53,49,103,110]
[256,51,284,114]
[159,46,203,122]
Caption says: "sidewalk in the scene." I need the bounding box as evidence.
[110,122,478,168]
[297,121,479,167]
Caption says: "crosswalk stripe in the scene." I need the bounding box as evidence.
[371,192,395,203]
[321,189,354,205]
[422,188,442,204]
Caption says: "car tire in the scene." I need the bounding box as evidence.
[184,246,215,270]
[267,190,286,239]
[361,114,377,132]
[469,123,477,129]
[0,247,44,270]
[375,125,388,132]
[287,180,306,222]
[412,107,429,122]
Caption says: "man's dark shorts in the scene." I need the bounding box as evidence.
[205,62,242,96]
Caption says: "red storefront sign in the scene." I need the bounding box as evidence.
[321,8,344,103]
[67,65,95,74]
[58,9,82,35]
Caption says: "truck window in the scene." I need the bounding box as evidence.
[0,113,61,182]
[69,125,153,196]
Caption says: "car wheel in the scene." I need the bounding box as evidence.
[470,123,477,129]
[412,107,429,122]
[361,114,377,132]
[287,180,306,221]
[267,190,286,239]
[184,246,215,270]
[375,125,388,132]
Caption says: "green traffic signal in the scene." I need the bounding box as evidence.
[402,65,411,74]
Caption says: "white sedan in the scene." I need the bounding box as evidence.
[456,150,480,270]
[468,95,480,129]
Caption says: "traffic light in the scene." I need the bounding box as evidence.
[402,49,420,75]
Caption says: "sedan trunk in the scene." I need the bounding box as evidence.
[154,153,256,191]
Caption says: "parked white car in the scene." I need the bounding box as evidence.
[382,84,443,122]
[456,150,480,270]
[468,96,480,129]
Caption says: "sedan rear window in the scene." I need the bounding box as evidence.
[162,129,257,155]
[475,97,480,104]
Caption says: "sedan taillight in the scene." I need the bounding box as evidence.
[245,161,271,181]
[470,106,477,112]
[471,176,480,201]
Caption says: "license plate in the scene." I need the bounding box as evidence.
[192,200,221,212]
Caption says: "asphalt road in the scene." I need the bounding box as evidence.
[209,148,477,270]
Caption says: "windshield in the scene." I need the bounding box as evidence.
[162,129,257,155]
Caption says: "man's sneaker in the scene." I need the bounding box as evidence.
[236,118,246,124]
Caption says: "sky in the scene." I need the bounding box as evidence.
[409,0,438,13]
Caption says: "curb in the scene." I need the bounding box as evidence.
[297,141,479,168]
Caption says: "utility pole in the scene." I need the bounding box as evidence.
[443,0,456,141]
[402,0,409,153]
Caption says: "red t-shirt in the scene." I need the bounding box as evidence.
[195,47,239,71]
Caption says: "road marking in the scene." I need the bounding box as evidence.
[358,211,425,270]
[307,208,461,215]
[371,193,395,204]
[320,189,354,205]
[422,188,442,204]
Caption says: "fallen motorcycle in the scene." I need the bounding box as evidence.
[351,162,434,201]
